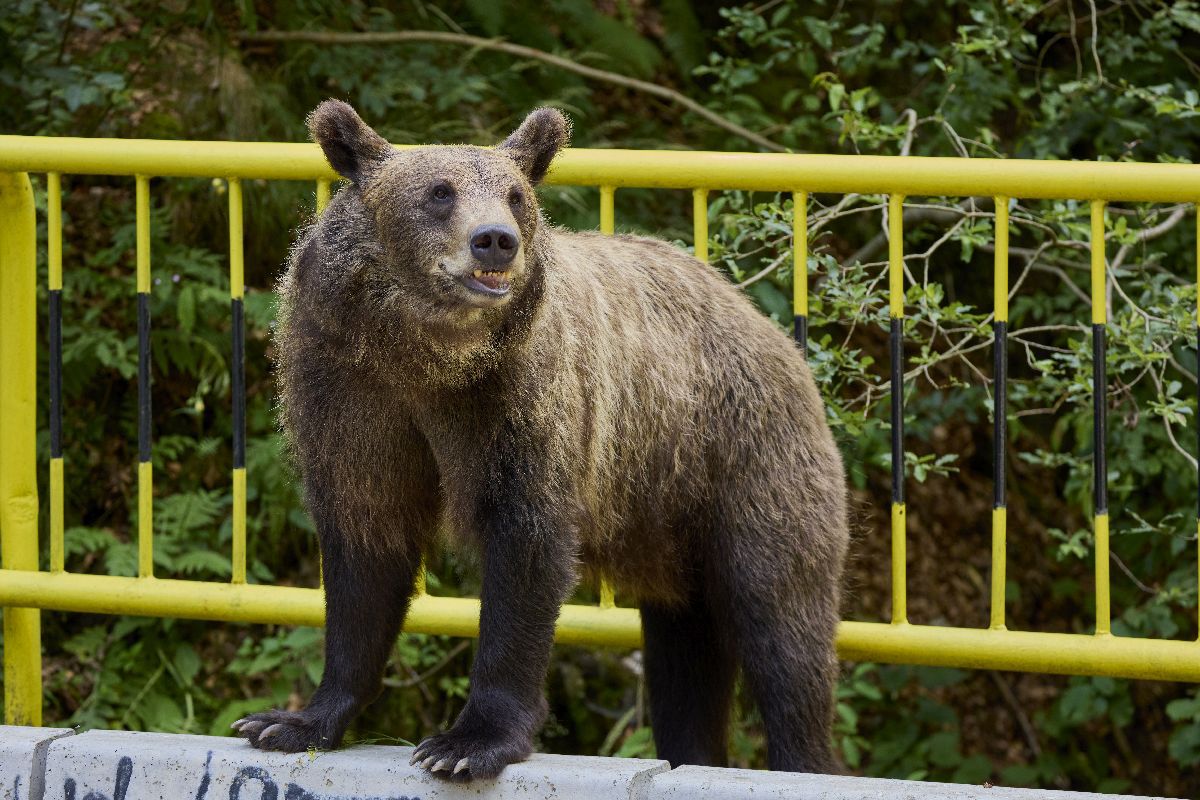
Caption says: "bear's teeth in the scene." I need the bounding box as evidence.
[473,270,483,278]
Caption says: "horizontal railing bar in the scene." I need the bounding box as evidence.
[2,569,1199,682]
[0,569,637,648]
[836,621,1200,683]
[4,136,1200,201]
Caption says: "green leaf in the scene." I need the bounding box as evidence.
[926,730,962,768]
[916,667,968,689]
[1169,723,1200,766]
[1167,696,1200,721]
[828,82,845,112]
[177,284,195,335]
[952,754,993,784]
[614,726,656,758]
[1000,764,1040,786]
[173,644,201,684]
[464,0,504,36]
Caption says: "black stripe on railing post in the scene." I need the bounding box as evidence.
[49,289,62,458]
[138,293,152,463]
[993,321,1007,508]
[1093,323,1108,515]
[793,315,808,356]
[232,298,245,470]
[890,317,904,506]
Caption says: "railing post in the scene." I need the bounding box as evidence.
[228,178,247,585]
[887,193,908,626]
[597,184,616,610]
[692,188,709,262]
[792,191,809,355]
[135,175,154,579]
[1090,199,1110,636]
[991,196,1010,631]
[0,171,43,725]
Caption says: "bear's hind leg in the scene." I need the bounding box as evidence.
[738,603,841,774]
[717,549,842,775]
[640,595,736,768]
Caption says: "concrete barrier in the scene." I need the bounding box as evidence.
[642,765,1177,800]
[0,725,73,800]
[40,730,668,799]
[2,727,1176,800]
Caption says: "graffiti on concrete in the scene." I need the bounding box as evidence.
[63,755,131,800]
[221,763,419,800]
[58,752,420,800]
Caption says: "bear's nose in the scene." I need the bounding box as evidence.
[469,224,519,269]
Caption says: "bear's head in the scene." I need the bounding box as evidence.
[307,100,569,322]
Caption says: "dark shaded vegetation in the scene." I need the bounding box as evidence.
[2,0,1200,795]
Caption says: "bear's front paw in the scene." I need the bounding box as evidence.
[409,724,533,782]
[232,709,341,753]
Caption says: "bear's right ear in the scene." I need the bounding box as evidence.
[307,100,394,186]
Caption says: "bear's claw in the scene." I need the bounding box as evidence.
[258,723,284,741]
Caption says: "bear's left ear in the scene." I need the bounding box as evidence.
[498,108,571,185]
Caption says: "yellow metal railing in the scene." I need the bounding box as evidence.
[2,136,1200,727]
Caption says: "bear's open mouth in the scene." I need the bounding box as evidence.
[460,269,511,297]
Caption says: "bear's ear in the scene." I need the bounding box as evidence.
[498,107,571,185]
[307,100,394,186]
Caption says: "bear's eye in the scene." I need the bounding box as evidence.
[430,183,454,203]
[509,188,524,207]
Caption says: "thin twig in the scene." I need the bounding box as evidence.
[382,640,471,689]
[1030,262,1093,306]
[1085,0,1104,82]
[848,202,981,265]
[1067,0,1083,80]
[734,251,788,289]
[988,671,1043,758]
[898,108,918,156]
[1110,204,1188,272]
[1149,370,1199,470]
[1111,552,1156,595]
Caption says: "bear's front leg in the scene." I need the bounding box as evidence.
[235,530,422,752]
[411,498,576,781]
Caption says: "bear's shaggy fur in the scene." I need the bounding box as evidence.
[233,101,849,781]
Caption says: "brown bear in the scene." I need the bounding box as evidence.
[232,100,849,781]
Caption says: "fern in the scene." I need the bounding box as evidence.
[173,550,232,579]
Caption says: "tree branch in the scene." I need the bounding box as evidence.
[236,29,789,153]
[847,201,986,266]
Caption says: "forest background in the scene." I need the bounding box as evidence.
[3,1,1200,795]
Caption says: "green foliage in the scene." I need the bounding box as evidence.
[2,1,1199,796]
[1167,689,1200,766]
[831,665,997,783]
[699,2,1199,794]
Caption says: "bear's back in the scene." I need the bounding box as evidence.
[542,227,824,430]
[532,227,839,550]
